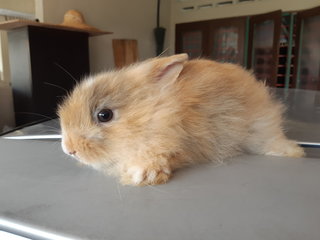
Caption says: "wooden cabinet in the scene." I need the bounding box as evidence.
[294,6,320,91]
[176,21,209,59]
[175,6,320,90]
[176,17,246,65]
[209,17,246,65]
[277,13,296,88]
[248,11,281,86]
[6,25,90,126]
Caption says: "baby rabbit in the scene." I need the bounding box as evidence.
[58,54,304,186]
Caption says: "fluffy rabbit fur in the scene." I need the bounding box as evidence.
[58,54,304,186]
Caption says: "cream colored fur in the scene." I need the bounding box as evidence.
[58,54,305,186]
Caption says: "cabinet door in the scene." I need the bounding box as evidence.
[175,21,209,59]
[294,6,320,90]
[248,11,282,86]
[208,17,246,65]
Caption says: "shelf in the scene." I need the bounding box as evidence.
[0,19,112,36]
[278,64,293,67]
[277,74,292,77]
[278,54,287,57]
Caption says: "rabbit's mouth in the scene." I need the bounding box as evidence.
[67,151,116,173]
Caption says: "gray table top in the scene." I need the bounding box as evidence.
[0,89,320,240]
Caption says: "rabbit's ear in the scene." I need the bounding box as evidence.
[135,54,188,85]
[152,54,189,83]
[152,53,188,83]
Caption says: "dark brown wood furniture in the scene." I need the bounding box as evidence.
[176,16,246,65]
[0,20,111,126]
[247,10,281,87]
[293,6,320,91]
[175,6,320,90]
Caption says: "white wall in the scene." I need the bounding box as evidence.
[171,0,320,24]
[0,0,35,15]
[0,28,15,131]
[0,0,34,130]
[37,0,171,73]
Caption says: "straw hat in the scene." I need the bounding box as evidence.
[60,9,102,32]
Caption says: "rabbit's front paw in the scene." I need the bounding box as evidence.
[120,164,171,186]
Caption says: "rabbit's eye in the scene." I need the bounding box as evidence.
[97,109,113,122]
